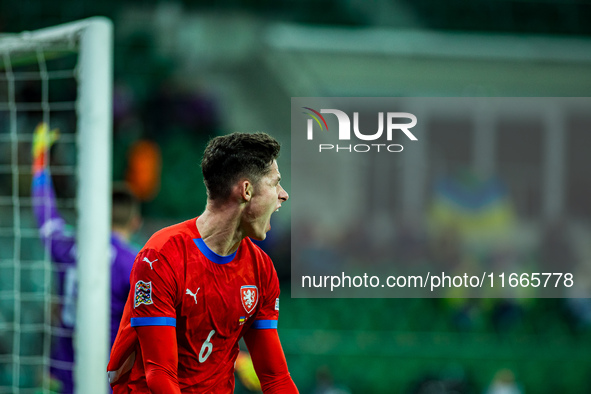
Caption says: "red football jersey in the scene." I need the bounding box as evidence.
[108,217,281,393]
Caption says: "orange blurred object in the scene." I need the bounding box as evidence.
[126,140,162,201]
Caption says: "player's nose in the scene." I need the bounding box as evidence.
[278,185,289,202]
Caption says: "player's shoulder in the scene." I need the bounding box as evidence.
[243,239,279,292]
[242,237,272,261]
[242,238,277,277]
[143,217,198,254]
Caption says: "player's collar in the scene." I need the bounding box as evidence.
[193,238,237,264]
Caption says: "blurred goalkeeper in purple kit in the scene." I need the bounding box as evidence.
[31,123,141,393]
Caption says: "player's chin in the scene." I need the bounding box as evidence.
[251,231,267,241]
[262,222,271,238]
[249,224,269,241]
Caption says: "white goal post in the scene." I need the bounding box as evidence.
[0,17,112,394]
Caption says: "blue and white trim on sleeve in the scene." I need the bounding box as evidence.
[130,317,176,327]
[251,319,278,329]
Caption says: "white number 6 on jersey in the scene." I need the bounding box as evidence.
[199,330,215,363]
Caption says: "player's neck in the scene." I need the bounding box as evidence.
[197,204,244,256]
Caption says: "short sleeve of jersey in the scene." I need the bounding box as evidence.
[129,248,179,328]
[251,254,280,330]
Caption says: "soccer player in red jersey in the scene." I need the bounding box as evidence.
[108,132,298,393]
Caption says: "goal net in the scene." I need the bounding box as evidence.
[0,18,112,393]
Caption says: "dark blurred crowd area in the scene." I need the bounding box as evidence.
[290,167,591,392]
[110,31,217,219]
[2,0,591,34]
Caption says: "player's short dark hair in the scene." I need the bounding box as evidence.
[111,183,140,228]
[201,132,281,201]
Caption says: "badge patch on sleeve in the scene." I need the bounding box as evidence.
[240,285,259,314]
[275,298,280,311]
[134,280,153,308]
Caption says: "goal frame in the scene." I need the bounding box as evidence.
[0,17,113,394]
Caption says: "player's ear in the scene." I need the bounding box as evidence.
[239,180,253,202]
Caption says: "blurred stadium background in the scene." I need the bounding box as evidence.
[2,0,591,393]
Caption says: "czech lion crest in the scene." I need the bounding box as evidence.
[240,285,258,314]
